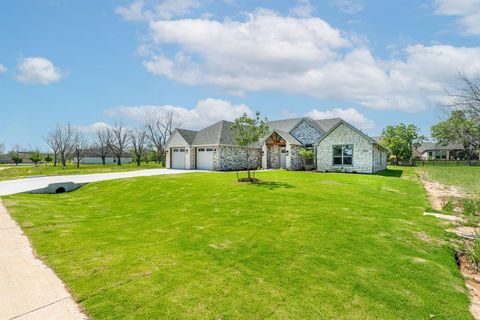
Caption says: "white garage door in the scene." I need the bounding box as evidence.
[197,148,214,170]
[171,148,186,169]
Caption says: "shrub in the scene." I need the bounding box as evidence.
[442,198,455,213]
[462,238,480,271]
[461,198,479,216]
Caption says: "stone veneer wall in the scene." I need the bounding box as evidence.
[267,145,282,169]
[287,144,303,170]
[290,120,324,145]
[316,123,375,174]
[216,146,262,171]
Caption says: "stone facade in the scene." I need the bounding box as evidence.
[287,144,303,170]
[290,120,324,145]
[316,123,379,174]
[266,144,283,169]
[216,146,262,171]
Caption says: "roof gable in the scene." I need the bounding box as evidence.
[315,120,379,146]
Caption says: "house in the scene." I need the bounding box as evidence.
[166,117,387,174]
[77,150,133,165]
[414,142,479,160]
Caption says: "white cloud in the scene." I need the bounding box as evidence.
[119,5,480,112]
[434,0,480,35]
[0,64,7,73]
[16,57,62,85]
[290,0,315,18]
[331,0,364,14]
[74,122,111,134]
[116,0,200,21]
[104,98,252,130]
[306,107,374,130]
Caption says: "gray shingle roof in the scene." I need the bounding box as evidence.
[268,118,304,132]
[314,118,342,132]
[417,142,465,153]
[177,129,197,145]
[192,120,238,145]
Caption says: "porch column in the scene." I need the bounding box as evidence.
[286,143,291,170]
[262,143,268,169]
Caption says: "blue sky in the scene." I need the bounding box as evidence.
[1,0,479,150]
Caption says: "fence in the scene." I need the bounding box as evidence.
[394,159,480,166]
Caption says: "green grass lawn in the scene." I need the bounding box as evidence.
[0,163,163,181]
[417,166,480,197]
[3,169,471,319]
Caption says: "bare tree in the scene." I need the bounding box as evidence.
[93,127,112,165]
[0,142,4,155]
[130,128,147,166]
[45,128,61,166]
[144,110,181,165]
[57,124,77,167]
[109,122,131,166]
[445,73,480,122]
[73,133,88,168]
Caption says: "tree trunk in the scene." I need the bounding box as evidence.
[76,159,80,168]
[53,154,57,166]
[102,156,106,165]
[246,150,250,180]
[117,156,122,166]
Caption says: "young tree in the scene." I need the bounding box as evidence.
[232,112,269,182]
[380,124,425,163]
[29,149,42,166]
[109,122,131,166]
[94,127,112,165]
[130,128,147,166]
[45,129,60,166]
[44,154,53,165]
[9,146,23,166]
[72,133,88,168]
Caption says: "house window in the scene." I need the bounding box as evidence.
[333,145,353,165]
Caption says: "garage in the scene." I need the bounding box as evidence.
[171,148,186,169]
[196,148,214,170]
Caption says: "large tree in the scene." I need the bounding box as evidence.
[72,132,88,168]
[130,128,147,166]
[144,110,181,165]
[432,73,480,158]
[232,112,269,182]
[46,124,77,167]
[109,122,131,166]
[93,127,112,165]
[380,123,425,163]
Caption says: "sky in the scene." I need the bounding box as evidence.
[1,0,480,150]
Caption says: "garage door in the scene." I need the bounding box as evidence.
[197,148,214,170]
[171,148,186,169]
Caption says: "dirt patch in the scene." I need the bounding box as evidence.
[457,254,480,319]
[419,172,467,210]
[415,231,446,246]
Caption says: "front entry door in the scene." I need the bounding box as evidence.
[280,148,287,169]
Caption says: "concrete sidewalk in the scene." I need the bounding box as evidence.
[0,200,87,320]
[0,168,201,196]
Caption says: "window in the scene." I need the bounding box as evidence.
[333,145,353,165]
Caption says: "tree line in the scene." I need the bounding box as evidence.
[380,73,480,163]
[0,110,181,167]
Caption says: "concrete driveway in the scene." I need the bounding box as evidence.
[0,169,200,196]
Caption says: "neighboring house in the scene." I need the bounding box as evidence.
[166,117,387,174]
[77,150,133,165]
[415,142,479,160]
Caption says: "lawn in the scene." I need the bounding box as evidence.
[417,166,480,197]
[0,163,163,181]
[3,169,471,319]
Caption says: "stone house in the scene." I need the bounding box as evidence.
[166,117,387,174]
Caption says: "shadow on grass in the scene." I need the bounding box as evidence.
[377,169,403,178]
[252,181,295,190]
